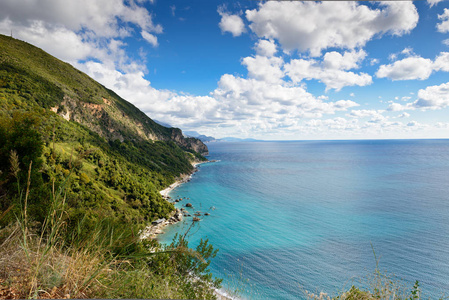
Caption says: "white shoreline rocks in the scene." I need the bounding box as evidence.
[139,208,183,240]
[140,160,206,241]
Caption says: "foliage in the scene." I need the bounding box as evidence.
[0,161,221,299]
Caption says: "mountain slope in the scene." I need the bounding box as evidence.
[0,34,207,229]
[0,34,207,156]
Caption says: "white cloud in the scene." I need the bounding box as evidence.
[322,50,366,70]
[377,52,449,81]
[0,0,161,69]
[141,30,158,47]
[434,52,449,71]
[401,47,414,56]
[213,74,359,119]
[386,81,449,111]
[0,0,162,37]
[218,7,246,37]
[242,55,284,84]
[415,82,449,109]
[0,19,95,62]
[254,39,277,57]
[428,0,445,7]
[436,122,449,128]
[437,8,449,33]
[376,56,434,80]
[398,112,410,118]
[387,102,415,111]
[245,1,418,56]
[347,109,384,119]
[285,55,372,91]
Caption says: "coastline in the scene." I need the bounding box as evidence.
[159,162,200,198]
[140,158,237,300]
[140,160,213,240]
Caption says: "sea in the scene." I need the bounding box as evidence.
[158,140,449,299]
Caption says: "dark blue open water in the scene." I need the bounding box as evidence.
[159,140,449,299]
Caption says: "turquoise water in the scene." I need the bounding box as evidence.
[159,140,449,299]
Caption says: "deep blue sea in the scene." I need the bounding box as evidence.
[159,140,449,299]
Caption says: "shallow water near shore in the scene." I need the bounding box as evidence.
[158,140,449,299]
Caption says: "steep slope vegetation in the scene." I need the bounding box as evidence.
[0,33,207,230]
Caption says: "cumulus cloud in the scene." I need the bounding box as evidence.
[218,7,246,37]
[437,8,449,33]
[386,81,449,112]
[242,55,284,84]
[376,56,434,80]
[213,74,358,119]
[285,55,372,91]
[0,0,162,68]
[254,39,277,57]
[434,52,449,71]
[0,0,162,37]
[322,50,367,70]
[377,52,449,81]
[0,19,95,62]
[245,1,418,56]
[415,82,449,109]
[387,102,415,111]
[347,109,385,118]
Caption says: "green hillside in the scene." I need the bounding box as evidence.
[0,34,224,299]
[0,33,207,230]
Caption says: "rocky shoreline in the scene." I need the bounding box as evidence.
[140,160,217,240]
[139,159,235,300]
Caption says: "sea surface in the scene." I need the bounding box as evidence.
[159,140,449,299]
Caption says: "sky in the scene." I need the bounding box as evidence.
[1,0,449,140]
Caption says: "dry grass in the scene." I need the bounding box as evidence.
[0,218,114,299]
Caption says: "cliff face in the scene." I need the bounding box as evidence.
[51,93,208,156]
[169,128,209,156]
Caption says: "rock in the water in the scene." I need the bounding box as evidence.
[186,203,193,207]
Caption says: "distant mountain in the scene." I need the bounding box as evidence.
[219,137,261,142]
[183,131,262,143]
[184,131,217,143]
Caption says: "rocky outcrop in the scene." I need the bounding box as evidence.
[169,128,209,156]
[50,93,208,157]
[139,209,183,240]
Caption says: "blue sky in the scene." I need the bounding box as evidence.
[1,0,449,140]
